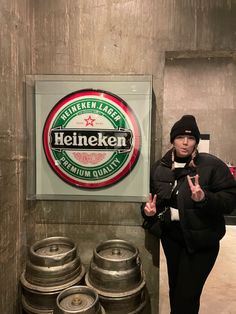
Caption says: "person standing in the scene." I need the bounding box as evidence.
[142,115,236,314]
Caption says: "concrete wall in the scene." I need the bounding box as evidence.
[0,0,31,313]
[163,56,236,162]
[0,0,236,313]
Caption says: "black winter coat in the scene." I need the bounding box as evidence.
[142,149,236,252]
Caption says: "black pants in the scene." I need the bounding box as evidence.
[161,222,219,314]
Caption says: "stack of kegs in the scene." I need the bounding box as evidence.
[85,239,147,314]
[20,236,85,314]
[20,237,147,314]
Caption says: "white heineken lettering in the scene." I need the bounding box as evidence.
[61,101,97,121]
[107,136,117,146]
[92,157,121,178]
[97,133,108,146]
[77,135,88,146]
[64,135,72,145]
[60,111,70,121]
[54,132,64,145]
[70,165,78,174]
[111,157,120,167]
[71,105,78,113]
[60,156,91,177]
[73,132,77,145]
[92,170,98,178]
[51,130,129,149]
[98,103,121,121]
[81,101,96,109]
[88,136,98,146]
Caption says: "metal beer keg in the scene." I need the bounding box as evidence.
[55,286,106,314]
[85,239,146,314]
[20,236,86,314]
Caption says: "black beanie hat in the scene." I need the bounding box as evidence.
[170,115,200,143]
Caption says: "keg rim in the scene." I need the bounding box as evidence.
[85,272,146,298]
[21,295,54,314]
[20,265,86,293]
[29,237,77,266]
[56,285,100,314]
[98,294,147,314]
[93,239,139,262]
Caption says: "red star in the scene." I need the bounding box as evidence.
[84,115,96,126]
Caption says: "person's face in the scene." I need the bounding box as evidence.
[173,135,197,158]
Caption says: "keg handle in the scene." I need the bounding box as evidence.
[112,248,121,255]
[136,256,141,266]
[49,244,59,252]
[72,295,82,306]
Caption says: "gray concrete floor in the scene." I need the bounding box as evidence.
[159,225,236,314]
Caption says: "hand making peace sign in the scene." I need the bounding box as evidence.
[144,193,157,216]
[187,174,205,202]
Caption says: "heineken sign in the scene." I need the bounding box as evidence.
[43,89,141,188]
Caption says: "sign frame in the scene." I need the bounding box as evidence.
[26,75,152,202]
